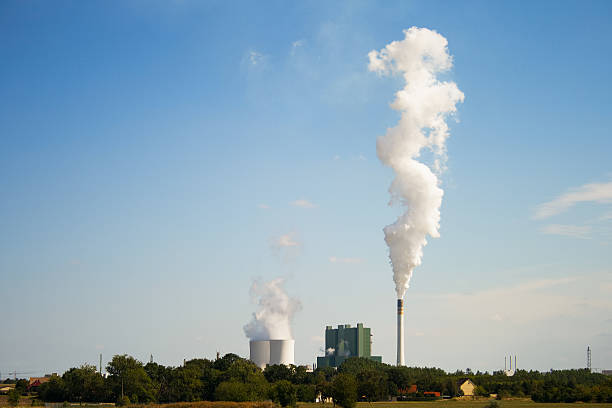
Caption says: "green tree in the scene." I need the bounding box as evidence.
[386,366,412,393]
[213,358,268,401]
[144,362,172,403]
[200,364,222,401]
[214,381,249,402]
[314,374,332,404]
[314,366,337,382]
[213,353,242,371]
[63,365,107,402]
[8,389,20,407]
[106,354,154,403]
[167,365,203,402]
[38,376,67,402]
[339,357,384,375]
[264,364,294,383]
[15,379,28,394]
[292,365,310,385]
[296,384,316,402]
[474,385,488,397]
[331,373,357,408]
[273,380,297,407]
[356,369,387,402]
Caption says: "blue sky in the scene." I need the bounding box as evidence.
[1,0,611,377]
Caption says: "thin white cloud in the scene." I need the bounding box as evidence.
[257,204,270,209]
[247,50,265,66]
[599,213,612,221]
[419,276,597,327]
[403,272,611,370]
[512,276,576,291]
[269,233,301,263]
[535,181,612,219]
[329,256,363,264]
[289,40,306,57]
[291,199,316,208]
[275,234,299,247]
[333,155,341,160]
[540,224,592,239]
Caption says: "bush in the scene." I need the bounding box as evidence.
[39,376,68,402]
[485,401,500,408]
[15,380,29,394]
[117,395,131,406]
[273,380,296,407]
[296,384,316,402]
[214,382,249,402]
[8,389,20,407]
[331,374,357,408]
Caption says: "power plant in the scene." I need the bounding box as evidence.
[317,323,382,368]
[249,339,295,369]
[244,279,298,369]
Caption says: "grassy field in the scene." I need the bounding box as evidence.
[298,402,612,408]
[2,400,611,408]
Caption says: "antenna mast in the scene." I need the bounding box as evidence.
[587,346,592,372]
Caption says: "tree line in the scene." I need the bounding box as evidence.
[9,354,612,407]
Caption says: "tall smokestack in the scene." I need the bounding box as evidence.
[397,299,404,366]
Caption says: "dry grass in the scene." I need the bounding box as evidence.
[134,402,278,408]
[298,401,612,408]
[3,399,612,408]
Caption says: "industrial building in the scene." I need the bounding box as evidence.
[316,323,382,368]
[249,339,295,369]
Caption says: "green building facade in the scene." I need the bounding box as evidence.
[316,323,382,368]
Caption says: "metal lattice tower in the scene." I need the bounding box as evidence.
[587,346,592,372]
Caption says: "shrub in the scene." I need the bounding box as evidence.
[273,380,296,407]
[214,382,249,402]
[296,384,316,402]
[8,389,20,407]
[331,373,357,408]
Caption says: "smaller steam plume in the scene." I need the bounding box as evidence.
[244,278,301,341]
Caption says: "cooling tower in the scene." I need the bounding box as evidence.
[269,339,295,366]
[397,298,404,366]
[249,340,270,369]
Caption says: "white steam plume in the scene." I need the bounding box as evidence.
[243,278,301,341]
[369,27,464,299]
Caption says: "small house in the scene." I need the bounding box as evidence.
[458,378,476,396]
